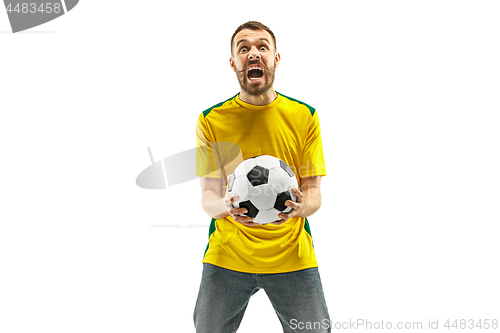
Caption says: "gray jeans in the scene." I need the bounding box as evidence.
[194,263,331,333]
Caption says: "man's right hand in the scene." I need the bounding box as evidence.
[225,175,259,227]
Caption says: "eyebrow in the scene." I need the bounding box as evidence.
[236,37,271,48]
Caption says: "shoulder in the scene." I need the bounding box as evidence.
[201,93,239,118]
[277,92,316,116]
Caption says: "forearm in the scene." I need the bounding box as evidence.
[201,190,230,219]
[299,184,322,218]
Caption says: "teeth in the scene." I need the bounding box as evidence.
[248,66,262,71]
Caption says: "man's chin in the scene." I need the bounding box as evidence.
[242,85,272,97]
[241,79,274,96]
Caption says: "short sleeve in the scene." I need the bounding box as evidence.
[196,114,222,179]
[300,111,327,178]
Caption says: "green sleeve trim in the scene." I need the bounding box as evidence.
[276,91,316,116]
[203,218,217,257]
[304,217,314,249]
[202,94,239,118]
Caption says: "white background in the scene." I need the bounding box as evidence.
[1,1,499,332]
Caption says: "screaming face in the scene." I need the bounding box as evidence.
[235,59,276,96]
[231,29,279,98]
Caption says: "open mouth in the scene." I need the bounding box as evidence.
[247,66,264,82]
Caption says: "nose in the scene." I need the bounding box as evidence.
[248,47,261,61]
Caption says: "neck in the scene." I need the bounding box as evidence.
[238,88,277,106]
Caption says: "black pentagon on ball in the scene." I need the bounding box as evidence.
[246,165,269,186]
[279,160,295,177]
[274,190,293,211]
[228,172,236,191]
[238,200,259,218]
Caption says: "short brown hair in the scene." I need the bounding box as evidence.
[231,21,277,55]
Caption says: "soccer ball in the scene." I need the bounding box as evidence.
[227,155,299,224]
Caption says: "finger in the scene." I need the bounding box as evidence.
[225,195,239,206]
[270,219,286,226]
[229,207,248,216]
[292,188,303,202]
[234,215,257,226]
[241,221,260,227]
[285,200,299,210]
[232,213,250,221]
[281,206,298,218]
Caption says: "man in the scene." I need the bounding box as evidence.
[194,21,330,332]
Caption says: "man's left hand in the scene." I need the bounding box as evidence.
[270,187,304,226]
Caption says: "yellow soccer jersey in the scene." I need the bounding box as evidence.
[196,92,326,274]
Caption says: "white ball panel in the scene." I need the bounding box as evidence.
[290,176,299,191]
[248,184,277,210]
[254,208,281,224]
[228,176,251,203]
[268,167,292,193]
[234,158,257,178]
[254,155,280,169]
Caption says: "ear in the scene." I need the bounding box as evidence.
[229,56,236,72]
[274,52,281,68]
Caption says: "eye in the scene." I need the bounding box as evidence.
[260,46,268,51]
[240,47,248,53]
